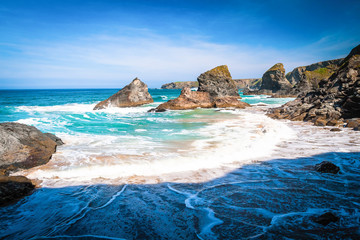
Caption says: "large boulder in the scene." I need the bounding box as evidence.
[0,122,60,171]
[0,175,35,207]
[94,78,153,110]
[154,66,250,111]
[267,44,360,127]
[197,65,240,98]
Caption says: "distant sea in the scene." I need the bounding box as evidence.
[0,89,359,239]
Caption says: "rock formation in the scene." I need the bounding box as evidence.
[0,122,60,171]
[243,63,294,97]
[161,81,199,89]
[197,65,239,97]
[267,44,360,127]
[0,175,35,207]
[154,65,250,111]
[94,78,153,110]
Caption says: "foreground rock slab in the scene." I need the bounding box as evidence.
[0,122,60,171]
[0,175,35,207]
[94,78,153,110]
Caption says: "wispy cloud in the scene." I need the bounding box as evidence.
[0,29,356,88]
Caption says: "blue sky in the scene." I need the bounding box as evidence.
[0,0,360,89]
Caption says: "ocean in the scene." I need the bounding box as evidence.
[0,89,359,239]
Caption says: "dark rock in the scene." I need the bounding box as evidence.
[197,65,240,98]
[155,66,250,111]
[44,133,64,146]
[330,128,342,132]
[313,212,339,226]
[0,122,58,171]
[94,78,153,110]
[267,44,360,129]
[0,175,35,207]
[315,161,340,174]
[148,108,166,113]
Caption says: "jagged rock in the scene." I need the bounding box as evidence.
[0,175,35,207]
[94,78,153,110]
[315,161,340,174]
[155,87,213,111]
[44,133,64,146]
[197,65,239,98]
[313,212,339,226]
[161,81,198,89]
[0,122,60,171]
[268,44,360,128]
[155,66,250,111]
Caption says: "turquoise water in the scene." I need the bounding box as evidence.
[1,89,359,239]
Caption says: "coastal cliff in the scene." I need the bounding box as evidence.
[244,59,344,97]
[268,44,360,129]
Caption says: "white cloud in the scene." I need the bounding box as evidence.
[0,30,355,88]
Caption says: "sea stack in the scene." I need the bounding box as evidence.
[268,44,360,128]
[94,78,153,110]
[154,65,250,111]
[244,63,293,96]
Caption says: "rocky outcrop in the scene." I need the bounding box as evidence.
[286,58,343,85]
[286,58,343,95]
[0,176,35,207]
[154,66,250,111]
[243,63,294,97]
[94,78,153,110]
[197,65,239,98]
[0,122,60,171]
[267,44,360,127]
[161,81,198,89]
